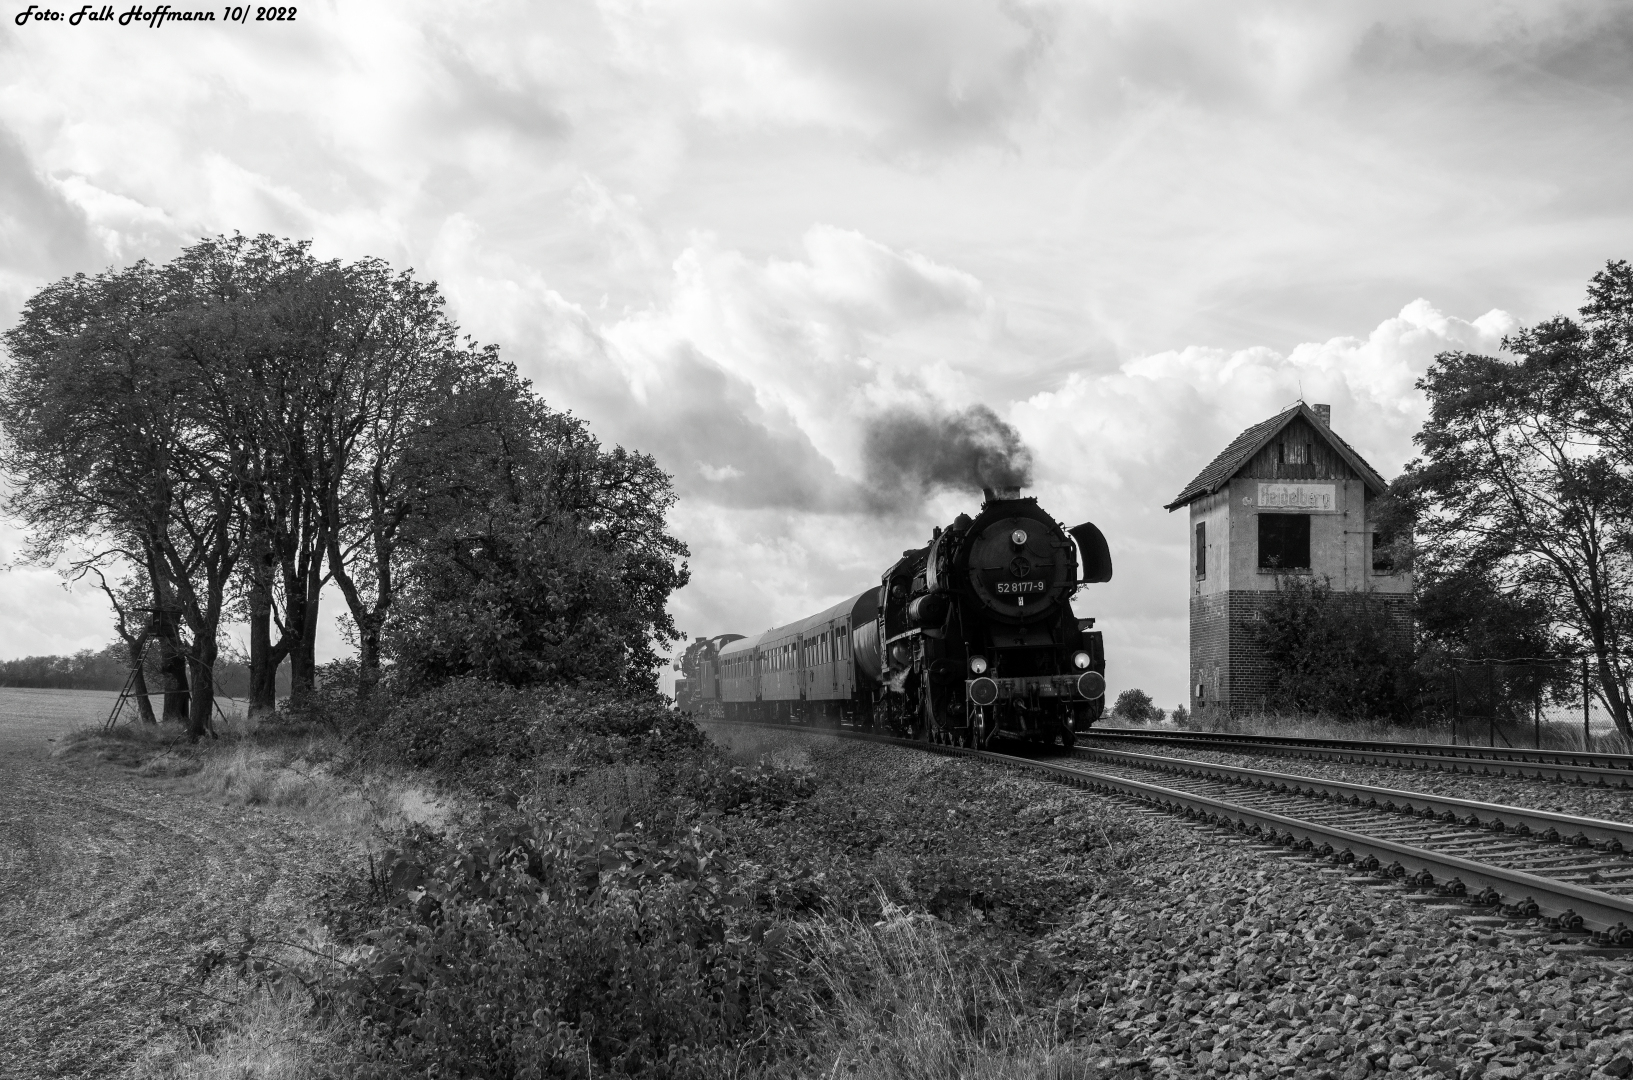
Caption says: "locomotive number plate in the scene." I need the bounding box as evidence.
[996,581,1046,595]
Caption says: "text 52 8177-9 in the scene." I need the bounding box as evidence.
[14,4,297,26]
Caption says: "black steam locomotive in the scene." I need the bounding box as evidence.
[676,488,1110,748]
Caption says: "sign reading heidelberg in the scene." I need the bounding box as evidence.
[1256,483,1337,511]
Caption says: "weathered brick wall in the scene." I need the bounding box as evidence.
[1188,593,1229,719]
[1225,591,1277,712]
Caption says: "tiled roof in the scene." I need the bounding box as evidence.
[1163,403,1388,511]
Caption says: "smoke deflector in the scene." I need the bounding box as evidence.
[1069,521,1113,583]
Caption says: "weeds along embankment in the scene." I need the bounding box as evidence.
[54,685,1633,1079]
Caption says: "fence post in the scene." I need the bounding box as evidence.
[1584,656,1592,752]
[1451,669,1459,746]
[1535,691,1541,750]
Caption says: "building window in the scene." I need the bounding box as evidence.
[1195,522,1206,578]
[1279,441,1308,464]
[1258,513,1311,570]
[1372,531,1394,573]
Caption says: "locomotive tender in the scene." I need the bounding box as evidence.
[676,488,1111,748]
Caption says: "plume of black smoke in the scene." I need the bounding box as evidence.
[861,404,1034,508]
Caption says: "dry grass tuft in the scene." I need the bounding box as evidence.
[804,898,1099,1080]
[131,989,345,1080]
[177,738,452,842]
[55,717,453,844]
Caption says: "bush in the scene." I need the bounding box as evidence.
[353,678,705,783]
[349,678,815,834]
[332,817,799,1079]
[1111,689,1165,723]
[1254,576,1415,721]
[1171,704,1189,727]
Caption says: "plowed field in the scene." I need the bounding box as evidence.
[0,690,347,1078]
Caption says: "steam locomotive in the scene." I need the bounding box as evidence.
[675,488,1110,748]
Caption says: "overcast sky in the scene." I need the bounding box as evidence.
[2,1,1631,706]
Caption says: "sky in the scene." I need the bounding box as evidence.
[1,0,1631,706]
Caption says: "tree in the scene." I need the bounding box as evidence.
[1111,688,1164,723]
[385,363,690,692]
[1395,262,1633,734]
[165,235,335,718]
[316,261,467,700]
[0,260,199,726]
[3,233,690,722]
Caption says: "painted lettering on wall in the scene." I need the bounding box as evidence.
[1256,483,1336,511]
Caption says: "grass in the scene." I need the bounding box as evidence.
[131,990,345,1080]
[47,714,449,1080]
[54,715,453,847]
[804,897,1099,1080]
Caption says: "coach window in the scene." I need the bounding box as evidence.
[1194,522,1206,579]
[836,625,849,659]
[1258,513,1310,570]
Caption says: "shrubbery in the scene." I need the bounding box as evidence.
[1254,576,1415,721]
[350,679,697,779]
[333,817,799,1079]
[260,672,819,1076]
[343,676,816,817]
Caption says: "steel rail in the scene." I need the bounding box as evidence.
[1069,745,1633,851]
[1082,728,1633,788]
[993,750,1633,943]
[702,718,1633,943]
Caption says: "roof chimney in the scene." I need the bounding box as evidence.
[1312,403,1331,427]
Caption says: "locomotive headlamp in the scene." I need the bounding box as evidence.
[969,677,999,706]
[1073,651,1091,670]
[1010,529,1028,546]
[969,655,989,675]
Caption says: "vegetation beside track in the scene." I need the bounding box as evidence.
[30,686,1633,1080]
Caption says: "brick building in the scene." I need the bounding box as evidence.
[1165,403,1413,718]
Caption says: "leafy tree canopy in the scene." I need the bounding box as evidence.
[1393,259,1633,732]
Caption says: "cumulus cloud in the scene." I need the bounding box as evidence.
[0,0,1628,709]
[1009,299,1518,701]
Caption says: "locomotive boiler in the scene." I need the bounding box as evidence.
[678,487,1110,748]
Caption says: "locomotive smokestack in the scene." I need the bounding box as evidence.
[863,404,1034,508]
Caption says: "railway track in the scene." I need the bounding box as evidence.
[1081,727,1633,787]
[710,717,1633,947]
